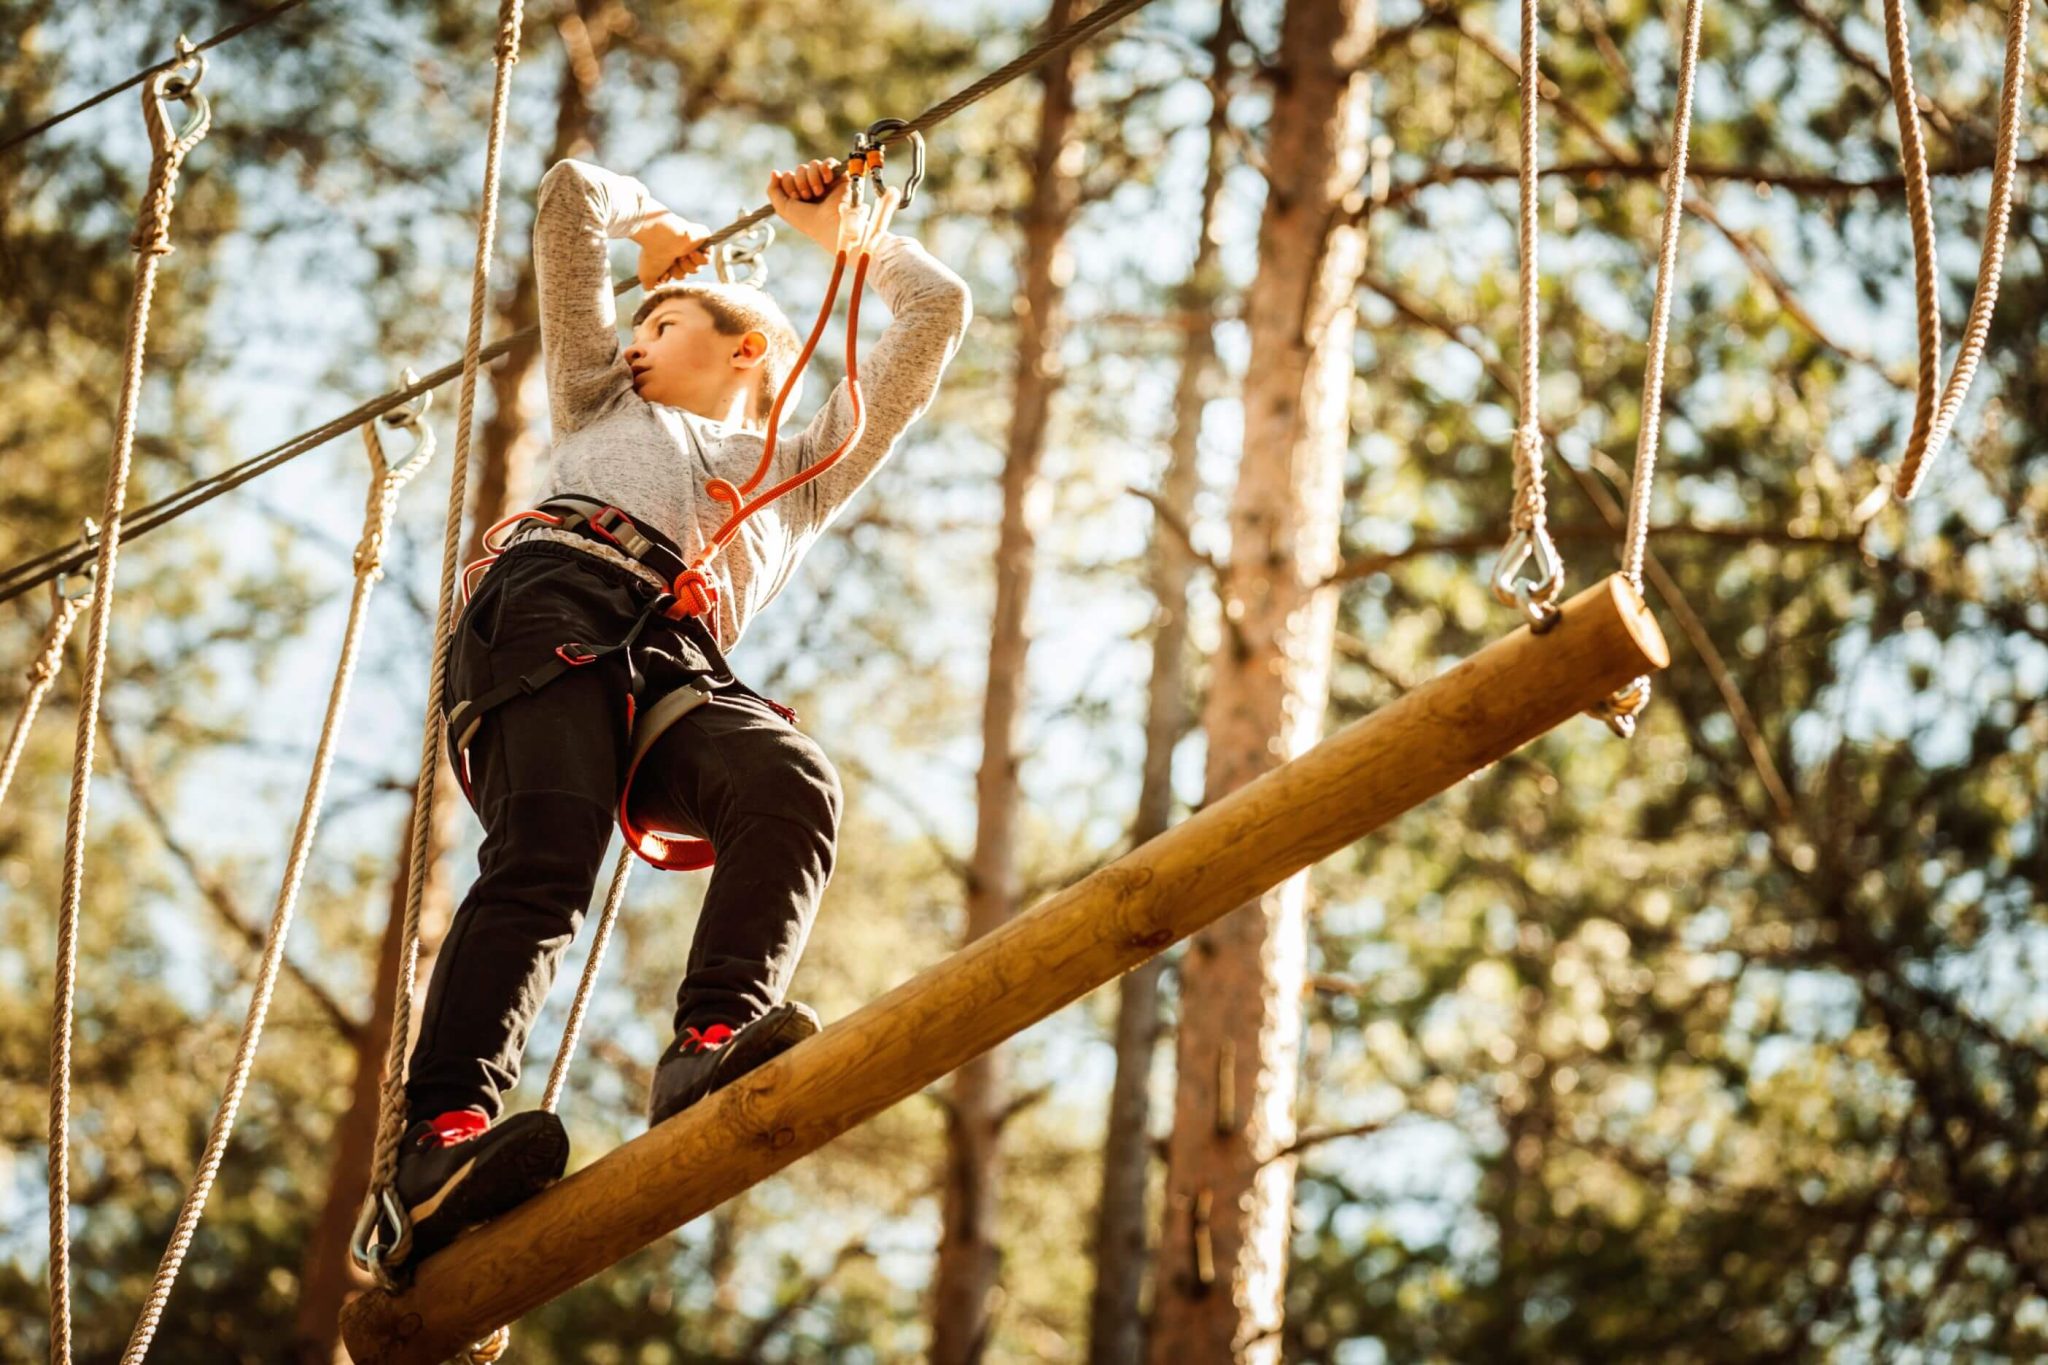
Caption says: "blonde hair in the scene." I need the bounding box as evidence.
[633,282,802,425]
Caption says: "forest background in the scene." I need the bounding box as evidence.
[2,0,2045,1361]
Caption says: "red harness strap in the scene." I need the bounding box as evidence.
[451,157,904,873]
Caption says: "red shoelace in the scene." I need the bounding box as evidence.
[680,1023,735,1054]
[424,1110,489,1147]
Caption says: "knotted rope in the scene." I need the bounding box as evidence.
[1884,0,2029,502]
[117,393,434,1364]
[47,43,210,1364]
[352,20,527,1357]
[1493,0,1564,629]
[0,571,90,811]
[1596,0,1704,739]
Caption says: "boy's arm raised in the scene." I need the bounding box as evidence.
[533,159,706,433]
[774,227,974,532]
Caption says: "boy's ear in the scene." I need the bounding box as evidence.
[732,329,768,369]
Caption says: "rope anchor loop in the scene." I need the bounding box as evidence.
[713,217,776,287]
[1491,524,1563,632]
[348,1186,414,1294]
[1590,674,1652,739]
[53,519,101,604]
[150,36,211,149]
[849,118,926,210]
[366,369,436,484]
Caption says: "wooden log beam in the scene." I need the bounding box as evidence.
[341,575,1667,1364]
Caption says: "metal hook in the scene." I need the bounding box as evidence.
[348,1186,414,1293]
[1490,526,1563,631]
[149,36,211,150]
[1590,674,1651,739]
[858,118,926,209]
[54,519,101,604]
[713,218,775,287]
[366,369,436,491]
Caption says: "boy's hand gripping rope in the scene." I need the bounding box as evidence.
[674,123,921,627]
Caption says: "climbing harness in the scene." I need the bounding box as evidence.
[1492,0,1563,632]
[47,43,209,1365]
[447,120,920,875]
[117,385,434,1365]
[1883,0,2029,502]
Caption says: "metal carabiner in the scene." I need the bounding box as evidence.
[368,369,437,489]
[53,519,101,604]
[857,118,926,209]
[150,36,211,150]
[1589,674,1651,739]
[713,218,776,287]
[348,1185,413,1293]
[1490,525,1564,632]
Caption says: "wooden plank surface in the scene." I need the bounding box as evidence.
[341,574,1668,1364]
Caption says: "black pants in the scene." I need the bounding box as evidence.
[404,541,842,1124]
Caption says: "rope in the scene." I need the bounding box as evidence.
[541,846,633,1113]
[0,582,88,811]
[116,395,434,1364]
[1493,0,1562,629]
[1598,0,1704,738]
[360,0,525,1274]
[47,49,210,1365]
[0,2,310,158]
[1884,0,2029,502]
[0,0,1171,609]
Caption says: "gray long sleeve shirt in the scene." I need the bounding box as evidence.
[523,158,972,648]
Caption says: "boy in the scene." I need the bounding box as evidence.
[389,155,972,1265]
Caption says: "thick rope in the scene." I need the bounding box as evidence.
[0,3,308,158]
[0,0,1171,609]
[1598,0,1704,737]
[117,400,434,1364]
[1884,0,2029,502]
[541,846,633,1113]
[0,587,86,811]
[364,0,525,1231]
[1513,0,1545,529]
[1494,0,1562,628]
[47,53,209,1365]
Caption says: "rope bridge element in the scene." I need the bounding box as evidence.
[340,577,1669,1364]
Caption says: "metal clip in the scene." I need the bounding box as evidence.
[150,36,211,149]
[368,369,437,489]
[1589,674,1651,739]
[1491,525,1563,632]
[348,1186,414,1293]
[713,218,776,287]
[54,519,100,604]
[856,118,925,209]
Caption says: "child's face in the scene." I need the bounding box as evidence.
[623,298,762,416]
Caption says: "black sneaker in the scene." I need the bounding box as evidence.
[390,1109,569,1268]
[647,1001,821,1127]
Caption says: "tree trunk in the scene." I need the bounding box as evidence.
[1148,0,1375,1360]
[928,2,1083,1360]
[1085,12,1237,1364]
[291,10,621,1357]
